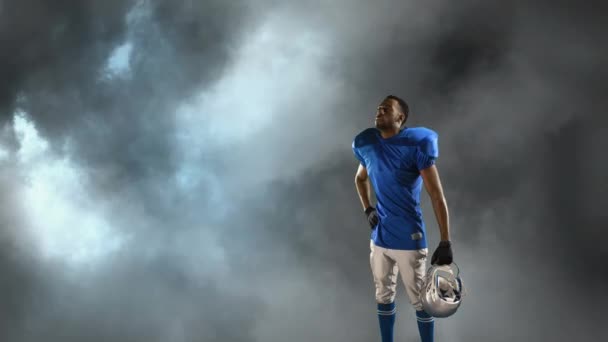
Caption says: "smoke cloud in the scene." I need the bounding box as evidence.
[1,1,606,341]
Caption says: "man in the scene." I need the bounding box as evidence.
[352,95,453,342]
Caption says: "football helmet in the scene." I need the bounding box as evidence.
[420,263,465,318]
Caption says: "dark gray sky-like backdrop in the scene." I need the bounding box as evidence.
[1,1,606,341]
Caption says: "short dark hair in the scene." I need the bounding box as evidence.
[385,95,409,127]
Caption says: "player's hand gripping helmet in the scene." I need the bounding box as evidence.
[420,263,465,318]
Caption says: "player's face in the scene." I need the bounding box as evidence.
[375,98,402,130]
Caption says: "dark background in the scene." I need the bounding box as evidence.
[1,1,606,341]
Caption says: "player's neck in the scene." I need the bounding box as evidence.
[379,127,401,139]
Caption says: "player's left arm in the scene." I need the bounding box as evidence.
[420,164,450,242]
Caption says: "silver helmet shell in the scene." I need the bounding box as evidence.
[420,263,465,318]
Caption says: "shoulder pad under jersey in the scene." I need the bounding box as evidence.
[353,128,378,148]
[409,127,439,158]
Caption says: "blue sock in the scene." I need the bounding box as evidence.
[416,310,434,342]
[377,302,396,342]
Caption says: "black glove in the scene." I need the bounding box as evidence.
[364,206,379,229]
[431,240,453,265]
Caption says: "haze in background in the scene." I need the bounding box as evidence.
[1,1,606,341]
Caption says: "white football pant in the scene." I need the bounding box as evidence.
[370,239,428,311]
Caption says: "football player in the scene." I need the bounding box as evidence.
[352,95,453,342]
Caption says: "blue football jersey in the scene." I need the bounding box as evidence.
[352,126,439,250]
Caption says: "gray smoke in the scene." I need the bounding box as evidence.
[1,1,606,341]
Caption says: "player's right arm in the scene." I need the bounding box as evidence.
[355,164,372,211]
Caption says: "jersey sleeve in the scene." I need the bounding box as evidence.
[352,140,366,167]
[415,132,439,171]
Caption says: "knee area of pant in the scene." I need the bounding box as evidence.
[412,302,424,311]
[376,293,396,304]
